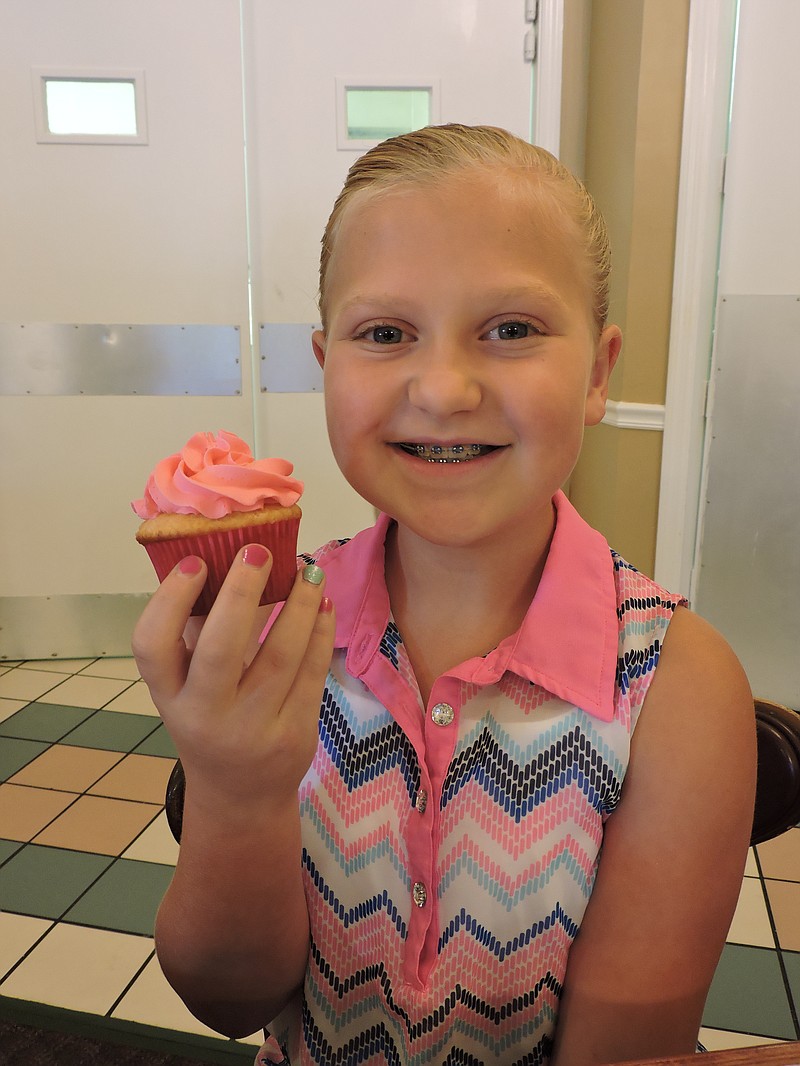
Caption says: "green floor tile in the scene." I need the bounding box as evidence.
[781,950,800,1024]
[0,702,96,742]
[0,844,112,919]
[0,839,24,866]
[60,711,161,753]
[703,943,796,1039]
[64,857,173,935]
[133,724,178,758]
[0,737,49,781]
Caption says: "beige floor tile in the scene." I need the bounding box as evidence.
[756,827,800,882]
[699,1028,786,1050]
[9,745,124,791]
[0,698,28,723]
[0,923,154,1014]
[81,658,141,681]
[89,753,175,804]
[725,876,775,948]
[33,794,162,855]
[744,848,759,877]
[764,879,800,951]
[36,674,132,710]
[0,669,63,702]
[111,954,229,1038]
[122,810,179,865]
[0,913,53,980]
[104,680,159,716]
[20,659,96,674]
[0,783,79,841]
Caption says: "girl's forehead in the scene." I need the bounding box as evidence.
[327,170,592,305]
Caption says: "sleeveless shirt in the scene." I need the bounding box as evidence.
[260,492,685,1066]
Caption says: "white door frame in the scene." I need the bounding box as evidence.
[653,0,738,597]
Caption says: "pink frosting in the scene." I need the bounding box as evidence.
[131,430,303,520]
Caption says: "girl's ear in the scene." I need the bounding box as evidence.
[584,325,622,426]
[312,330,327,369]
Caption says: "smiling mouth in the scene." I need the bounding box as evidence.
[395,443,499,463]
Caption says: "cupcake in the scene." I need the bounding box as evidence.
[132,430,303,614]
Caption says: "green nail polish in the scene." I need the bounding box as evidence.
[302,563,325,585]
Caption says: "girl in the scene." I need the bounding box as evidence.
[132,125,756,1065]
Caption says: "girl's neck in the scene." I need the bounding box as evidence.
[384,505,556,704]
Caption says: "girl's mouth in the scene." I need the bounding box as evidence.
[394,443,499,463]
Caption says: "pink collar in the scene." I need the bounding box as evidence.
[321,491,617,722]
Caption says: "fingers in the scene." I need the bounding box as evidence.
[241,563,335,711]
[131,555,207,700]
[186,545,275,698]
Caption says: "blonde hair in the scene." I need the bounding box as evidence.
[318,123,611,333]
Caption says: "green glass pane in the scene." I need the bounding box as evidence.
[45,79,137,136]
[346,88,430,141]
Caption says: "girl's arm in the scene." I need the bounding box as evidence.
[132,549,334,1039]
[551,607,756,1065]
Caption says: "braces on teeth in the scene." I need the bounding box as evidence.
[403,443,488,462]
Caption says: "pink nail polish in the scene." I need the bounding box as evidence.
[178,556,203,576]
[243,543,270,568]
[319,596,334,614]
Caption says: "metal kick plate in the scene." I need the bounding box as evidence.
[0,323,242,396]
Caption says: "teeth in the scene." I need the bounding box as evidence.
[398,443,492,462]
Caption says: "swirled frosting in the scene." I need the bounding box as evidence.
[131,430,303,520]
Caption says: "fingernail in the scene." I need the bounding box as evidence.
[319,595,333,614]
[243,544,270,568]
[302,563,325,585]
[178,556,203,576]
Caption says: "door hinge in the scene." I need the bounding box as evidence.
[525,0,538,21]
[524,25,537,62]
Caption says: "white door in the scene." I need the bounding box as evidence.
[691,0,800,708]
[0,0,535,659]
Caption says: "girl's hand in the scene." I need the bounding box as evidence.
[131,546,335,817]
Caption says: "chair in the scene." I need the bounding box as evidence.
[163,698,800,847]
[750,698,800,845]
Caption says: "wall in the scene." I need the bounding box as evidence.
[568,0,690,576]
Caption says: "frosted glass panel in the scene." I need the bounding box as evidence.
[45,79,137,135]
[694,295,800,707]
[345,88,430,140]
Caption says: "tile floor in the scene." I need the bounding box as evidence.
[1,656,799,1057]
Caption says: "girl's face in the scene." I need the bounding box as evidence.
[313,171,621,553]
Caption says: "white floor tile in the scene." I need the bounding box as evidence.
[104,680,159,716]
[123,810,179,866]
[35,674,132,709]
[0,913,53,980]
[725,876,776,948]
[0,669,63,702]
[0,924,154,1014]
[699,1027,787,1050]
[81,657,142,681]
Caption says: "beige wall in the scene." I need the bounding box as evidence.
[567,0,690,576]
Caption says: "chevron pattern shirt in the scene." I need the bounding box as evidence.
[262,491,685,1066]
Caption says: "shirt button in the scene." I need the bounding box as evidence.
[431,702,455,726]
[412,882,427,908]
[415,788,428,814]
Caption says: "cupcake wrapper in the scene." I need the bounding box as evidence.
[141,517,300,615]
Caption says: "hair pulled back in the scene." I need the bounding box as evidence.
[318,123,611,334]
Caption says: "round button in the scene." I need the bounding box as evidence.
[412,881,427,908]
[431,702,455,726]
[415,789,428,814]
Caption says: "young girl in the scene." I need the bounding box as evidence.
[132,125,756,1066]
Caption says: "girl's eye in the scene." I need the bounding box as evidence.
[485,320,542,341]
[358,325,407,344]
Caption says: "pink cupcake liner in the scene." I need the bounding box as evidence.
[141,516,300,615]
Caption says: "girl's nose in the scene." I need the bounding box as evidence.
[406,347,482,417]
